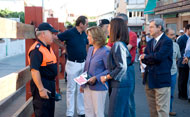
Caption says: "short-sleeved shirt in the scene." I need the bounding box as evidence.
[57,27,88,61]
[129,31,137,63]
[29,40,57,80]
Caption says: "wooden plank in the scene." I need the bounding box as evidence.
[12,97,33,117]
[0,66,31,101]
[0,17,36,39]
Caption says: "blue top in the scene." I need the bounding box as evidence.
[185,37,190,58]
[57,27,88,61]
[83,46,110,91]
[107,41,134,88]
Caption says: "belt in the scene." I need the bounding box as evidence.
[68,59,85,63]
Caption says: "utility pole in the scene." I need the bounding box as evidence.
[42,0,45,21]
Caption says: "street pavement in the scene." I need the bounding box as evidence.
[0,54,190,117]
[0,53,25,78]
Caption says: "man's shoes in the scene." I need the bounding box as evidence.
[188,99,190,103]
[178,96,187,100]
[169,112,176,116]
[78,114,85,117]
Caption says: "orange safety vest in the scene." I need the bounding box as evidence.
[28,41,57,66]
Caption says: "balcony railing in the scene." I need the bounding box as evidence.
[128,17,144,26]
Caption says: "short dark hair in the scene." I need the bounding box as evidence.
[185,24,190,30]
[165,28,170,35]
[99,19,109,27]
[116,13,128,22]
[109,18,129,45]
[76,16,87,26]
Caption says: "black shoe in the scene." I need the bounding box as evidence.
[78,114,85,117]
[178,96,187,100]
[188,99,190,103]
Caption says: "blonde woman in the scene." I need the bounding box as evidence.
[81,26,110,117]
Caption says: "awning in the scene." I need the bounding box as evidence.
[144,0,157,14]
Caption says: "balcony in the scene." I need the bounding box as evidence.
[155,0,190,15]
[128,17,144,26]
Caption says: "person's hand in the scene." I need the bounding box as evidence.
[39,88,51,99]
[80,87,84,93]
[182,57,188,64]
[140,54,146,60]
[88,76,96,85]
[62,49,67,54]
[100,76,107,84]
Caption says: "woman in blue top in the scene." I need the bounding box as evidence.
[101,18,134,117]
[81,26,110,117]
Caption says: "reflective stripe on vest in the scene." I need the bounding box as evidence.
[28,41,57,66]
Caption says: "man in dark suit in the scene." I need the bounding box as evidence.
[140,18,173,117]
[177,24,190,100]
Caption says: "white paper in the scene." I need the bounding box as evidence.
[74,72,89,85]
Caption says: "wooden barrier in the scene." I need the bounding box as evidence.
[0,66,31,101]
[0,17,36,39]
[12,97,33,117]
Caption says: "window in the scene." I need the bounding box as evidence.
[183,21,188,28]
[129,12,132,17]
[137,12,140,17]
[0,38,5,43]
[141,11,144,17]
[133,11,136,17]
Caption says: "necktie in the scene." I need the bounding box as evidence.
[153,39,157,49]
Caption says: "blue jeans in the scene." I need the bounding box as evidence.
[188,61,190,99]
[128,65,136,117]
[108,87,133,117]
[170,73,177,112]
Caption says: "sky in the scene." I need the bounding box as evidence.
[29,0,114,16]
[0,0,114,22]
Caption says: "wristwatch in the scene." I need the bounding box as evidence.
[104,76,107,80]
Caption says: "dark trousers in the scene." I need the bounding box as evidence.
[178,68,189,99]
[30,79,55,117]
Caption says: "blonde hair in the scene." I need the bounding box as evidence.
[86,26,106,47]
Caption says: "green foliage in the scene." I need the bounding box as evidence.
[88,22,97,27]
[0,9,25,23]
[65,21,73,26]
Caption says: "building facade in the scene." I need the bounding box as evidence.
[0,18,25,60]
[114,0,145,35]
[96,11,114,25]
[154,0,190,35]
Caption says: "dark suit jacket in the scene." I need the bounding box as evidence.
[142,33,173,89]
[177,34,189,68]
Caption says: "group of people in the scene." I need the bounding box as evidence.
[27,12,190,117]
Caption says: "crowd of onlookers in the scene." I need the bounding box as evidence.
[28,12,190,117]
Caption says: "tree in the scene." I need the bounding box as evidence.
[88,22,97,27]
[0,9,25,23]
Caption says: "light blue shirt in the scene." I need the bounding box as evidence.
[185,37,190,58]
[84,46,110,91]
